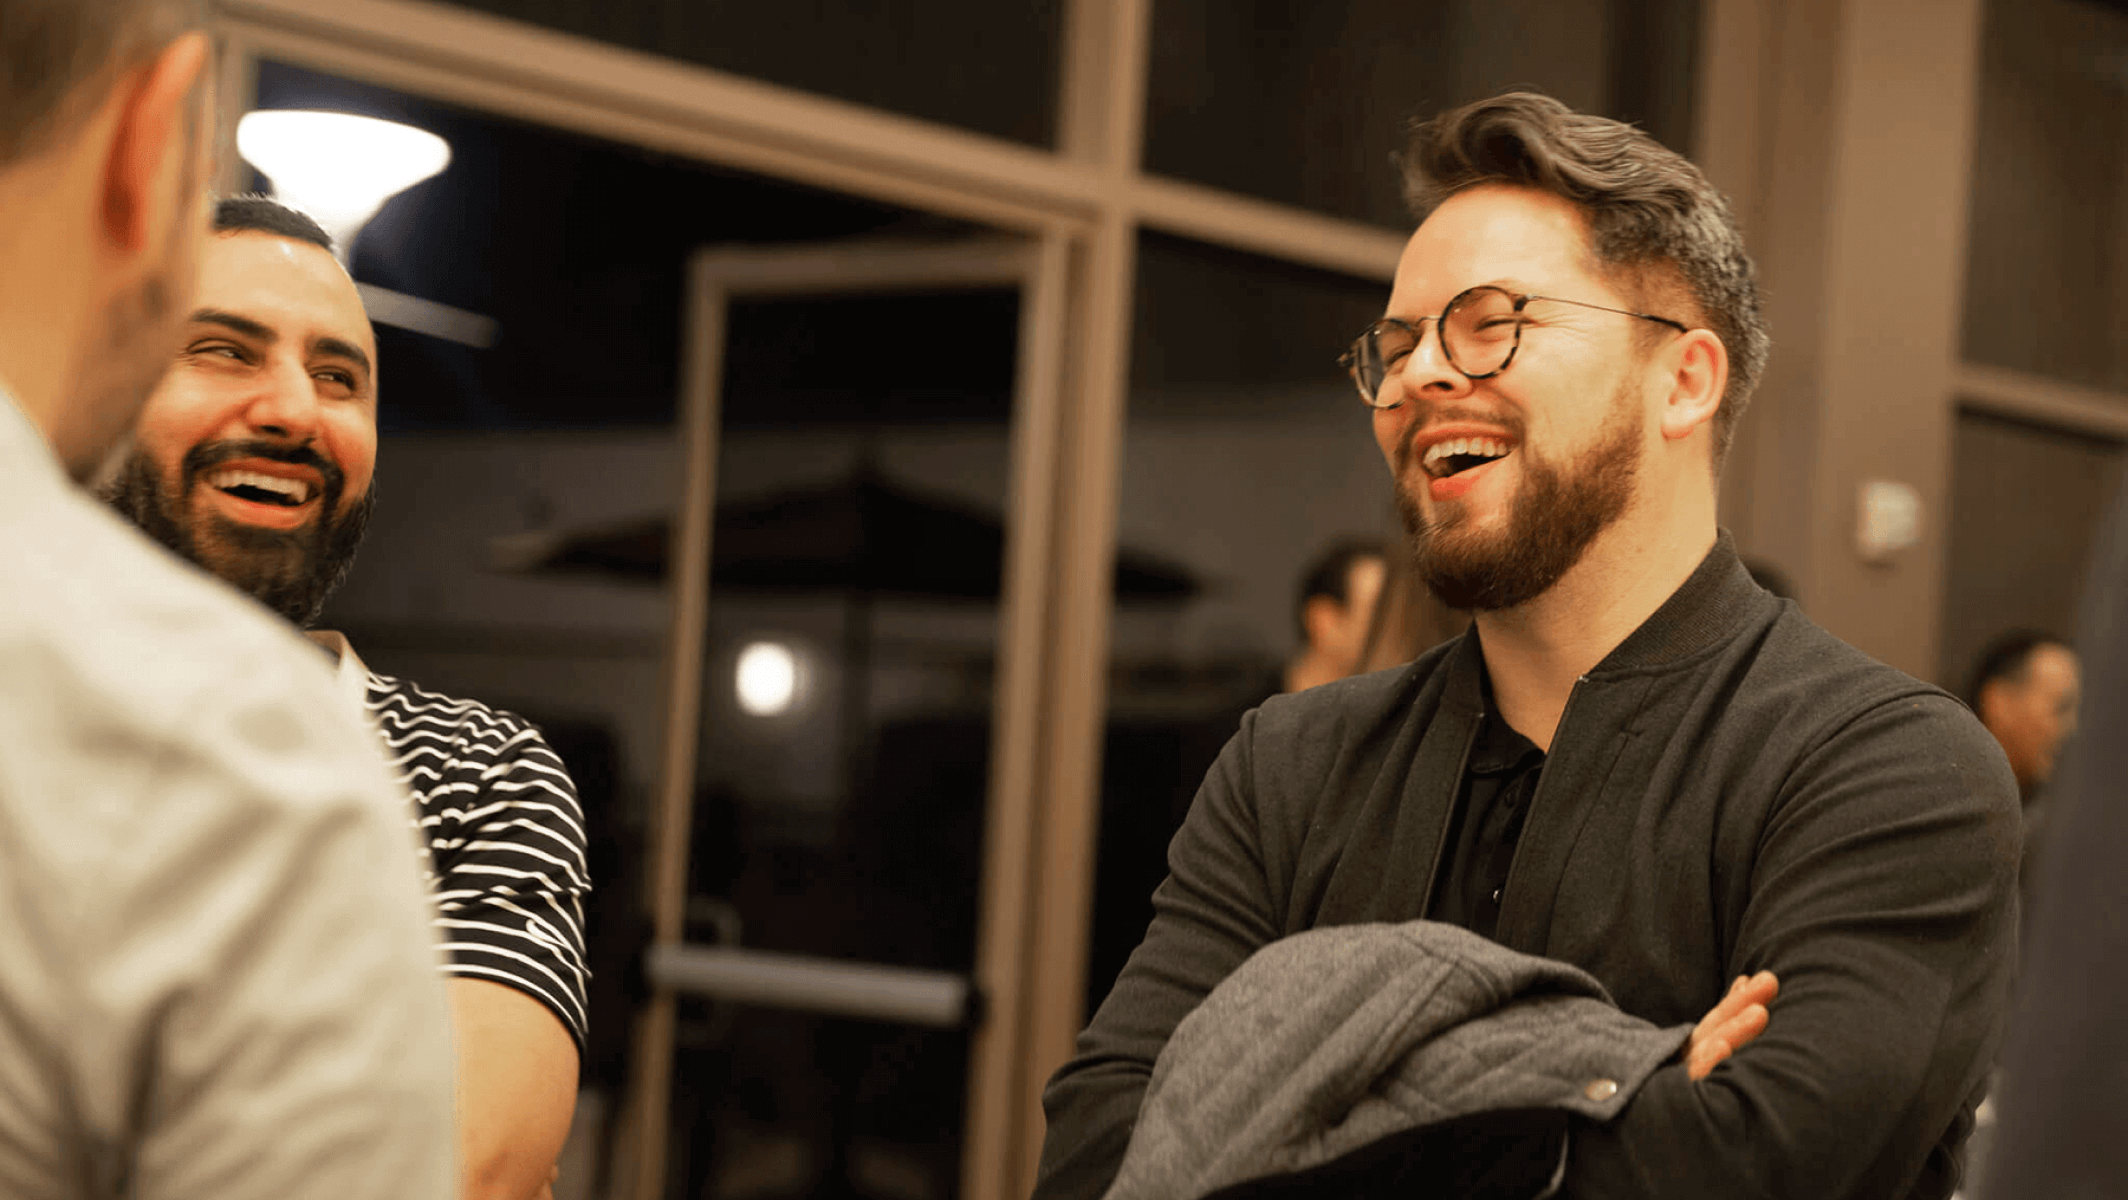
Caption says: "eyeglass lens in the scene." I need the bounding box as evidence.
[1353,287,1524,403]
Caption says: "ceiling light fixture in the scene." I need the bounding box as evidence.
[235,109,452,263]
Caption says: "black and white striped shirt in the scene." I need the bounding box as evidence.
[322,637,591,1053]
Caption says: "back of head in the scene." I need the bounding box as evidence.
[1965,629,2061,711]
[214,194,337,250]
[1294,538,1388,642]
[1398,92,1770,468]
[0,0,206,170]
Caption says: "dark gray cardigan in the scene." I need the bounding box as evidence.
[1039,536,2022,1200]
[1103,920,1691,1200]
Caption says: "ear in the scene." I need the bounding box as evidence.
[1302,595,1343,648]
[100,32,212,255]
[1657,328,1729,443]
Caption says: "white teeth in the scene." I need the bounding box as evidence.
[207,468,311,503]
[1421,436,1514,477]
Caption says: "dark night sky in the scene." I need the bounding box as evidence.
[254,60,1020,433]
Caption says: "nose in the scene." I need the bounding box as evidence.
[1390,319,1470,404]
[241,353,323,444]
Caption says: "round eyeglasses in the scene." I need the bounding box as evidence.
[1338,285,1688,409]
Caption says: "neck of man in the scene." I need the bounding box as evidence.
[1472,459,1718,752]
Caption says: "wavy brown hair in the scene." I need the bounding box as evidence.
[1399,92,1770,468]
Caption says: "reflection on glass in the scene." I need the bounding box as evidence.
[684,288,1021,1199]
[258,56,1014,1199]
[1144,0,1701,228]
[1087,232,1398,1014]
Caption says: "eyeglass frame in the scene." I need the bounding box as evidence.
[1338,285,1690,409]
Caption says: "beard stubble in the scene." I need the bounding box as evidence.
[102,443,375,629]
[1395,378,1643,612]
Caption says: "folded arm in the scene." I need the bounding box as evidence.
[452,979,580,1200]
[1034,715,1284,1200]
[1564,696,2020,1199]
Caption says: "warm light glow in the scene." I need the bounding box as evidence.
[736,642,799,716]
[236,110,452,259]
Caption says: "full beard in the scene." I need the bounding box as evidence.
[101,443,375,629]
[1395,381,1642,612]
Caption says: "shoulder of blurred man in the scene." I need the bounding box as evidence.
[0,393,458,1195]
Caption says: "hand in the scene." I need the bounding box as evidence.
[1686,970,1778,1080]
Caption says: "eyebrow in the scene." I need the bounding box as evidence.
[190,308,374,380]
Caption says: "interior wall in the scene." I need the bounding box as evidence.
[1940,410,2126,689]
[1961,0,2128,394]
[1712,0,1983,682]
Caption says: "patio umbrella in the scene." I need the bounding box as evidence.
[486,466,1202,603]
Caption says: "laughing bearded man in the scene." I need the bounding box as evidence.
[1034,93,2020,1200]
[105,196,591,1200]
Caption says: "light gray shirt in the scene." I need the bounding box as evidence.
[0,390,457,1197]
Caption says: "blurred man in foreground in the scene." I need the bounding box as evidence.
[105,196,590,1200]
[0,1,456,1194]
[1037,93,2019,1199]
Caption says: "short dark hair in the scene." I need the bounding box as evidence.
[214,195,336,252]
[1399,92,1771,470]
[1295,538,1388,641]
[1965,630,2068,711]
[0,0,205,168]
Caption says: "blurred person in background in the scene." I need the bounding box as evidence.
[1974,490,2128,1199]
[1354,538,1468,674]
[1036,92,2019,1200]
[103,196,590,1200]
[0,1,457,1195]
[1966,631,2080,809]
[1282,537,1390,693]
[1965,630,2079,932]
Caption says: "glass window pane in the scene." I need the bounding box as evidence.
[263,60,1019,1198]
[1962,0,2128,392]
[1086,232,1408,1013]
[251,60,952,432]
[438,0,1061,147]
[1144,0,1702,229]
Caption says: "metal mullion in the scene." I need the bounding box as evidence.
[1130,173,1405,283]
[626,238,1055,1200]
[1955,364,2128,442]
[214,0,1410,286]
[1002,0,1156,1194]
[211,9,1081,239]
[623,252,730,1200]
[212,33,259,196]
[960,225,1076,1200]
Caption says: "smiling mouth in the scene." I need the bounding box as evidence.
[1421,437,1514,480]
[206,468,314,508]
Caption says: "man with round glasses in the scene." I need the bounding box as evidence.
[1036,93,2018,1200]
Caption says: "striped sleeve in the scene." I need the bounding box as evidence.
[366,673,591,1055]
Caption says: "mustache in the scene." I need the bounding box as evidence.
[180,439,346,498]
